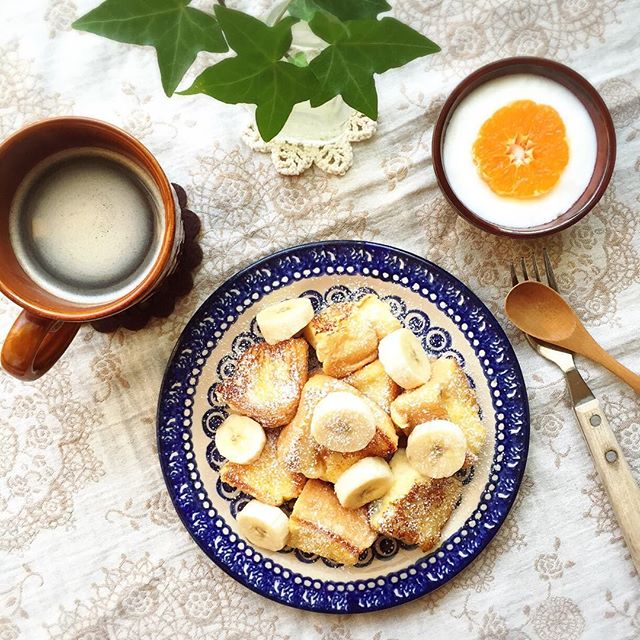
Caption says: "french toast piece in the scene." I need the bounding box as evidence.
[303,301,349,350]
[368,449,462,551]
[219,429,306,506]
[277,374,398,483]
[217,338,308,428]
[389,357,453,432]
[390,357,485,463]
[303,295,401,379]
[344,360,401,413]
[303,301,378,378]
[288,479,377,565]
[441,359,486,459]
[354,294,402,339]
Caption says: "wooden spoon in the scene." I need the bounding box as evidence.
[505,281,640,394]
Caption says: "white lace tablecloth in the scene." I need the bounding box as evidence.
[1,1,639,638]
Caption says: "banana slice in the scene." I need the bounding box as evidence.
[378,328,431,389]
[256,297,315,345]
[406,419,467,478]
[334,456,393,509]
[236,500,290,551]
[310,391,376,453]
[215,415,266,464]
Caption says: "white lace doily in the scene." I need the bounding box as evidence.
[242,111,377,176]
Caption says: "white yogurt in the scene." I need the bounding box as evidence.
[442,74,597,229]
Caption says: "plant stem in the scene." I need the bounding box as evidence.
[273,0,293,23]
[276,0,295,64]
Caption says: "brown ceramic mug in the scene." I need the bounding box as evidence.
[0,117,183,381]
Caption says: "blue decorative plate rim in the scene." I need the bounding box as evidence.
[156,240,530,614]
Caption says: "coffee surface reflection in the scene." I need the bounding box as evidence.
[9,148,162,304]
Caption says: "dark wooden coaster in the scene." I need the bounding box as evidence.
[91,183,203,333]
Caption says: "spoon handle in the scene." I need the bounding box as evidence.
[588,345,640,394]
[574,398,640,574]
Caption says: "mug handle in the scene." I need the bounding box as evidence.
[1,311,80,381]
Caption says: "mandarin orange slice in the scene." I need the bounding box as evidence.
[472,99,569,199]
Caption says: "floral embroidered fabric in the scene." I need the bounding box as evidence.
[0,0,639,637]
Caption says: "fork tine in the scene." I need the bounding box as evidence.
[543,248,559,291]
[520,257,529,280]
[510,262,519,287]
[532,255,542,282]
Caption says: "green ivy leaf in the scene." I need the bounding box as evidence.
[73,0,227,96]
[181,7,318,141]
[308,12,440,119]
[289,0,391,21]
[288,0,317,21]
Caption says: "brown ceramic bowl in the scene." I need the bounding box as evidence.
[432,57,616,238]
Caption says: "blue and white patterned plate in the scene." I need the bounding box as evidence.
[157,241,529,613]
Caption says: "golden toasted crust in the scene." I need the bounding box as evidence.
[303,301,351,349]
[370,478,462,551]
[389,358,451,432]
[368,450,462,551]
[390,357,485,460]
[219,430,306,506]
[277,374,398,483]
[441,359,486,458]
[217,338,308,428]
[288,479,377,565]
[344,360,401,413]
[304,301,378,378]
[354,295,402,339]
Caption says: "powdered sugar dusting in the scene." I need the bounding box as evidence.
[215,298,484,562]
[217,338,308,428]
